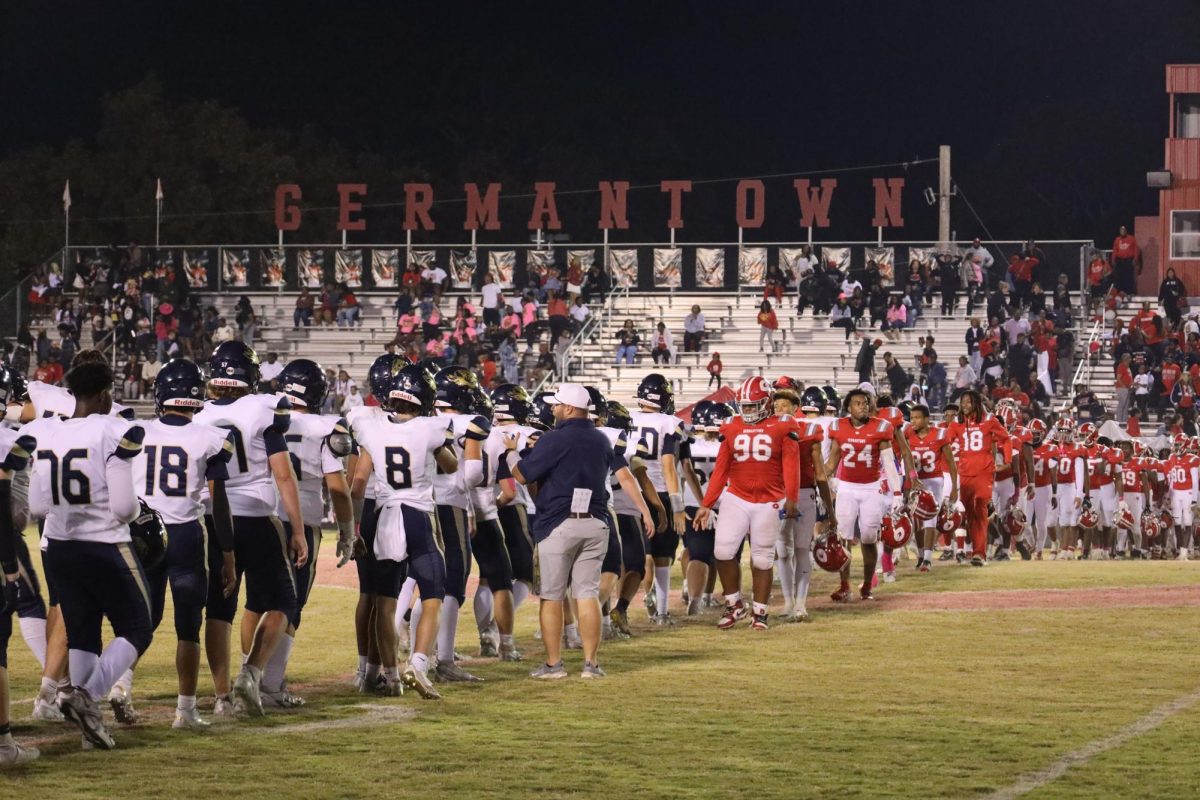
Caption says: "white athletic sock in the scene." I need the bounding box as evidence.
[654,566,670,613]
[499,633,514,647]
[262,632,294,693]
[410,652,430,673]
[701,592,713,603]
[512,581,530,610]
[38,676,57,701]
[473,586,494,635]
[602,615,612,631]
[18,617,47,668]
[114,667,134,694]
[776,556,796,607]
[409,601,423,655]
[437,597,460,663]
[241,651,250,667]
[753,601,768,616]
[83,639,138,700]
[725,591,742,606]
[68,649,100,693]
[397,577,417,617]
[177,694,196,712]
[922,549,933,562]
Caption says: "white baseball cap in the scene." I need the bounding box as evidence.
[550,383,590,410]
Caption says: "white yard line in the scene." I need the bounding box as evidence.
[986,685,1200,800]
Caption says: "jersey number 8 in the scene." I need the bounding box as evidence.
[385,446,413,489]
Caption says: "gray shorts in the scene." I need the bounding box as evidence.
[536,516,609,601]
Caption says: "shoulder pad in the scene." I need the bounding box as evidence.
[1,433,35,471]
[325,418,354,458]
[114,424,146,460]
[464,416,491,440]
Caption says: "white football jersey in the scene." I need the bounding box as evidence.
[132,416,233,525]
[278,412,346,526]
[682,437,721,508]
[27,414,143,544]
[0,425,34,530]
[601,426,644,518]
[194,394,291,517]
[27,380,132,420]
[473,427,513,522]
[355,414,453,513]
[346,405,384,500]
[432,412,490,510]
[494,422,538,512]
[628,409,685,493]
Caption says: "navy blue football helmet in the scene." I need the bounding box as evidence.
[368,354,404,405]
[129,500,168,571]
[389,364,436,413]
[690,399,716,430]
[277,359,328,410]
[822,385,840,413]
[708,402,735,429]
[799,386,828,415]
[585,386,607,422]
[605,400,633,433]
[434,367,480,413]
[9,371,27,404]
[636,373,673,412]
[529,391,556,431]
[208,341,260,390]
[470,387,494,420]
[0,364,16,409]
[154,358,206,413]
[490,383,533,424]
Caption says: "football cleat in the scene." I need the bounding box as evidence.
[478,633,499,658]
[107,685,139,725]
[859,583,876,601]
[499,643,524,662]
[917,560,931,573]
[643,592,657,618]
[970,555,986,567]
[60,688,116,751]
[830,585,853,603]
[794,608,811,623]
[955,552,969,565]
[171,708,211,731]
[32,696,64,722]
[717,600,748,629]
[402,663,442,700]
[213,695,237,718]
[378,677,405,697]
[0,739,39,765]
[435,661,484,683]
[232,669,264,717]
[609,608,632,636]
[261,688,306,709]
[750,613,769,631]
[652,613,677,627]
[938,550,955,561]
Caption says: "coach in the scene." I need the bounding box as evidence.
[504,383,652,680]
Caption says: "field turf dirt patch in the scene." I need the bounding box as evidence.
[820,584,1200,612]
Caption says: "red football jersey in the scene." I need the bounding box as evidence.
[1055,444,1088,485]
[1165,453,1199,491]
[994,431,1028,482]
[1120,457,1149,495]
[829,417,895,484]
[906,426,949,479]
[790,418,826,489]
[955,414,1010,479]
[939,421,963,460]
[702,415,800,506]
[1083,445,1122,487]
[1031,442,1059,488]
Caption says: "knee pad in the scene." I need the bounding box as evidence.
[713,540,741,563]
[750,543,776,571]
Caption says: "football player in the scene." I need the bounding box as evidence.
[1027,419,1059,559]
[874,399,917,582]
[131,359,237,730]
[693,376,801,630]
[491,384,540,645]
[582,387,627,639]
[0,410,39,763]
[1077,424,1121,559]
[905,404,959,571]
[269,359,357,704]
[1116,440,1151,558]
[1050,419,1090,560]
[351,364,458,699]
[28,362,150,750]
[951,390,1011,567]
[680,400,720,616]
[628,374,686,623]
[195,342,307,717]
[1163,433,1198,560]
[826,388,902,600]
[990,404,1035,561]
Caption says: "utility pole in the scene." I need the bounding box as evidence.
[938,145,952,251]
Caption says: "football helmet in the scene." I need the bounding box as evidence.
[1027,417,1048,444]
[812,532,850,573]
[0,364,16,409]
[690,400,716,430]
[1004,506,1027,539]
[799,386,827,415]
[937,501,964,534]
[880,511,914,549]
[1078,499,1099,530]
[129,500,168,572]
[1051,417,1076,444]
[736,376,773,423]
[1172,432,1190,455]
[605,400,633,434]
[773,375,801,392]
[910,489,939,521]
[529,392,556,432]
[277,358,328,410]
[368,354,405,404]
[434,367,480,413]
[208,341,260,390]
[1078,422,1099,447]
[1159,507,1175,531]
[709,402,735,430]
[389,365,436,413]
[1115,502,1136,532]
[635,373,673,412]
[585,386,607,423]
[154,358,206,413]
[1142,510,1161,542]
[470,387,494,419]
[996,404,1020,432]
[490,384,533,424]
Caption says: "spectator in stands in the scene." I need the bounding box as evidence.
[1003,308,1030,347]
[234,295,254,330]
[521,292,540,348]
[122,354,142,399]
[337,286,361,328]
[758,300,780,353]
[683,305,706,352]
[421,263,448,304]
[1126,407,1143,436]
[1086,251,1111,306]
[763,265,786,304]
[1027,282,1048,316]
[582,263,609,304]
[343,384,365,411]
[986,284,1010,325]
[1008,332,1035,389]
[546,290,570,343]
[568,296,590,334]
[829,296,855,340]
[883,352,910,398]
[1111,225,1140,297]
[333,369,356,412]
[614,320,640,365]
[707,352,723,389]
[1134,364,1154,418]
[499,334,519,384]
[938,253,960,317]
[213,317,235,344]
[650,322,675,365]
[882,295,906,341]
[1171,371,1197,413]
[565,260,585,303]
[953,355,977,397]
[855,338,881,385]
[32,358,54,385]
[528,342,555,388]
[319,283,340,326]
[1114,352,1134,422]
[260,352,284,391]
[1074,382,1104,422]
[541,268,564,304]
[402,263,422,299]
[848,288,867,327]
[480,272,503,328]
[294,287,314,327]
[1159,268,1187,327]
[142,353,162,396]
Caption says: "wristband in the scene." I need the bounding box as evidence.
[505,451,521,474]
[669,492,684,510]
[338,519,355,541]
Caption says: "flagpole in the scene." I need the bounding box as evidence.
[155,179,163,249]
[62,180,71,282]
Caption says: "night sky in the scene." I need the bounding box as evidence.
[3,1,1200,242]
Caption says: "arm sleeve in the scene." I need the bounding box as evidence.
[700,439,733,508]
[106,457,140,524]
[464,458,485,488]
[0,480,16,574]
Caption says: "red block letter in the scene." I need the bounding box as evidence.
[528,182,562,230]
[598,181,630,230]
[464,182,501,231]
[793,178,836,228]
[871,177,906,227]
[661,180,693,229]
[337,183,367,232]
[735,179,765,229]
[403,183,435,231]
[275,184,301,232]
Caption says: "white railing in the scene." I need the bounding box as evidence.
[1059,318,1103,414]
[532,283,631,395]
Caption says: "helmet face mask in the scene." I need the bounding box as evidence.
[490,383,533,424]
[434,367,481,414]
[636,373,673,412]
[604,400,632,433]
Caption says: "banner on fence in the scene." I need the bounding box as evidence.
[567,250,595,272]
[653,248,682,288]
[183,250,210,288]
[334,250,364,287]
[371,249,398,286]
[259,248,285,288]
[608,249,638,288]
[820,246,850,273]
[489,250,516,288]
[297,249,325,288]
[779,247,816,280]
[695,247,725,288]
[450,250,476,288]
[221,249,249,288]
[527,249,556,283]
[738,246,767,285]
[153,249,175,275]
[865,246,896,287]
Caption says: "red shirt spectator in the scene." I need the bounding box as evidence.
[480,356,498,389]
[1126,414,1141,436]
[33,362,54,383]
[402,268,421,290]
[1116,361,1134,390]
[1087,257,1108,288]
[1012,256,1035,283]
[1162,359,1181,396]
[1112,233,1140,261]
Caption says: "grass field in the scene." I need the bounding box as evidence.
[4,542,1200,799]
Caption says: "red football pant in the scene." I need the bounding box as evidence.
[961,476,994,556]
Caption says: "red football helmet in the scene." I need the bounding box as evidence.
[910,489,939,521]
[996,404,1019,432]
[1078,422,1098,447]
[1159,507,1175,531]
[1078,502,1099,530]
[1141,510,1160,542]
[736,376,773,423]
[1004,506,1027,539]
[812,533,849,572]
[1172,432,1190,454]
[880,511,913,549]
[1027,417,1048,443]
[1052,418,1076,444]
[773,375,801,391]
[1115,503,1136,531]
[937,502,964,534]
